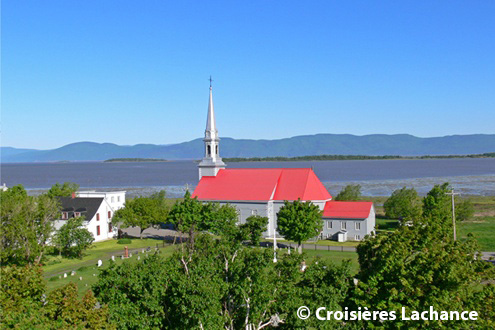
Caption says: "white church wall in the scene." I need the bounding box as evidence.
[215,201,269,225]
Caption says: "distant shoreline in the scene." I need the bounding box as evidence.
[223,153,495,162]
[104,158,167,163]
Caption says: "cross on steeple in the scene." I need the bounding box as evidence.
[209,75,213,88]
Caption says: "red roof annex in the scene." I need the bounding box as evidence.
[192,168,332,201]
[323,201,373,219]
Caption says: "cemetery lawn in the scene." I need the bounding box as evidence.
[45,246,175,297]
[43,238,165,275]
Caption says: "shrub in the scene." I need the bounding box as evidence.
[117,238,132,244]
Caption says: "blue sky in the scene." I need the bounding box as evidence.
[2,1,494,149]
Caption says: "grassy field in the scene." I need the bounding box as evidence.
[45,245,175,296]
[303,250,359,274]
[43,238,166,275]
[369,195,495,251]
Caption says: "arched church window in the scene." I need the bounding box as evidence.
[207,145,211,156]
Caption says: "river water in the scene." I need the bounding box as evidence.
[1,158,494,197]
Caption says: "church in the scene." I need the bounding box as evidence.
[192,84,375,241]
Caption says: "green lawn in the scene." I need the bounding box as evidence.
[43,238,167,275]
[458,216,495,251]
[296,250,359,275]
[45,245,175,297]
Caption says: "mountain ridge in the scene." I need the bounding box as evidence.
[2,133,495,163]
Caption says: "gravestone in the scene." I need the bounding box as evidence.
[97,260,103,267]
[111,255,115,261]
[63,273,67,278]
[137,256,140,260]
[71,271,76,276]
[79,277,83,281]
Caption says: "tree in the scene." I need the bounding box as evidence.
[167,191,215,249]
[383,186,422,221]
[350,205,495,329]
[277,199,323,254]
[334,184,361,201]
[93,254,169,329]
[456,198,475,222]
[54,217,94,258]
[422,182,452,223]
[1,265,114,329]
[46,182,79,198]
[0,265,46,327]
[240,215,268,247]
[0,185,57,265]
[113,195,169,239]
[94,233,353,329]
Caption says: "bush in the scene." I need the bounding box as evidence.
[117,238,132,244]
[456,199,475,221]
[383,187,422,221]
[335,184,362,201]
[48,276,60,282]
[45,257,62,266]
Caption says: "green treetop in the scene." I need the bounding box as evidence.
[334,184,362,201]
[276,199,323,254]
[383,186,422,222]
[46,182,79,198]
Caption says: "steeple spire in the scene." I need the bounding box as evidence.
[198,77,225,180]
[205,80,217,137]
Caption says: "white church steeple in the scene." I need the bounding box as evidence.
[198,77,226,180]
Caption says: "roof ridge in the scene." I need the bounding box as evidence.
[300,169,311,200]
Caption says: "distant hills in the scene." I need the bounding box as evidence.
[2,134,495,163]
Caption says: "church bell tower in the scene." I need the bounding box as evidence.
[198,78,226,180]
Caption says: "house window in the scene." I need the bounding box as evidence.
[96,213,100,221]
[108,211,112,219]
[355,222,361,230]
[355,235,361,241]
[251,209,258,216]
[74,212,81,217]
[341,221,347,230]
[111,196,114,203]
[327,221,332,229]
[62,212,67,219]
[108,223,113,232]
[96,226,100,236]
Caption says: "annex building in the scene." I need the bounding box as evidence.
[192,84,375,241]
[54,191,126,242]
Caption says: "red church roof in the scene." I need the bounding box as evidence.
[192,168,332,201]
[322,201,373,219]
